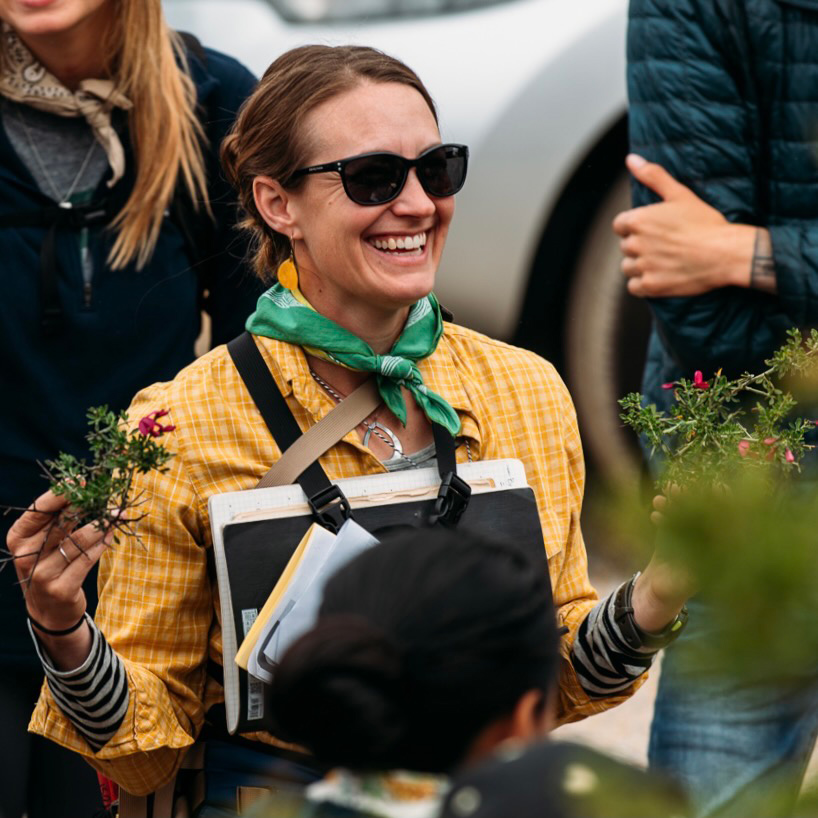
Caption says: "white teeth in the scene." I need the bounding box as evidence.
[370,232,427,253]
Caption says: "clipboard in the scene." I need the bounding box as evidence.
[209,459,545,735]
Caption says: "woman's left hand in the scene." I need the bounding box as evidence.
[631,493,697,634]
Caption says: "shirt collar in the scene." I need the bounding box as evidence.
[252,331,483,456]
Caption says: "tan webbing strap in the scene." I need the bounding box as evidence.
[118,743,205,818]
[255,377,380,488]
[152,780,175,818]
[118,789,148,818]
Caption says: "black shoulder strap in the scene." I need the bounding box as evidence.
[227,332,351,532]
[0,201,112,334]
[227,332,471,528]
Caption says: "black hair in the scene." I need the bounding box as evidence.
[270,527,560,772]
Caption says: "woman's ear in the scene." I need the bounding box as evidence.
[253,176,302,239]
[462,689,553,766]
[510,689,553,741]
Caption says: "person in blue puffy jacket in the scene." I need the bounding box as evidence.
[614,1,818,816]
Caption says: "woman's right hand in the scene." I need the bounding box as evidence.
[7,490,111,669]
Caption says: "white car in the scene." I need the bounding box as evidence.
[164,0,646,481]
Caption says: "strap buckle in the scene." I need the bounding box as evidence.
[308,484,352,534]
[51,201,110,229]
[430,471,471,527]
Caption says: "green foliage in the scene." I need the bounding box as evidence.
[619,328,818,490]
[610,329,818,675]
[42,406,174,544]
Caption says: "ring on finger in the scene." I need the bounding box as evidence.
[58,545,71,565]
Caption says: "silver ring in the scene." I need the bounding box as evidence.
[58,546,71,565]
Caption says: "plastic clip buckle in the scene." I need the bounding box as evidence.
[308,484,352,534]
[430,472,471,527]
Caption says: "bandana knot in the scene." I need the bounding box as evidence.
[246,284,461,437]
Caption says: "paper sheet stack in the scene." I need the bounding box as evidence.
[235,518,379,684]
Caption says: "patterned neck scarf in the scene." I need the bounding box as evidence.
[246,284,462,437]
[0,23,133,187]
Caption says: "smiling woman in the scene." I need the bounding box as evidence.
[0,0,261,816]
[8,44,691,818]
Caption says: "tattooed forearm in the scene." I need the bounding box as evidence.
[750,228,777,293]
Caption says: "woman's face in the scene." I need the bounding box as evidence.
[0,0,112,38]
[285,81,455,315]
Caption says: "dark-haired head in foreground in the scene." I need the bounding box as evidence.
[270,527,561,773]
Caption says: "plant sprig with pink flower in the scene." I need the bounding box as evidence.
[1,406,175,573]
[619,328,818,489]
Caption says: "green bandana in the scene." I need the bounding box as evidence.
[246,284,461,437]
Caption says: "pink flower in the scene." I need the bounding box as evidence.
[138,409,175,438]
[662,382,676,390]
[763,437,777,446]
[693,371,710,390]
[785,449,795,463]
[737,440,751,458]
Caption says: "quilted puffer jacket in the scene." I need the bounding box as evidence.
[628,0,818,411]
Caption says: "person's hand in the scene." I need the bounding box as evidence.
[7,490,111,667]
[631,490,697,633]
[613,154,756,297]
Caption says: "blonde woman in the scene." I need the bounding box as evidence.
[0,1,260,815]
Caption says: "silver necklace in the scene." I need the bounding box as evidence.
[13,104,100,206]
[309,368,473,463]
[309,368,405,456]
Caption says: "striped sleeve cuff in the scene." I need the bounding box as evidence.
[29,615,129,751]
[570,583,659,698]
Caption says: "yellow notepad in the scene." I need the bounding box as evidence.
[235,522,331,670]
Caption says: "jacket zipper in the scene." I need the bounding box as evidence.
[80,226,93,308]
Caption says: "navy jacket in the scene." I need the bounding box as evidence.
[628,0,818,410]
[0,45,262,665]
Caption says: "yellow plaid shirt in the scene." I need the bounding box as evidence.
[30,324,641,795]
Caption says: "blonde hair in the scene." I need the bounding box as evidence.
[222,45,437,280]
[2,0,210,270]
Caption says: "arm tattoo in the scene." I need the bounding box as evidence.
[750,228,777,293]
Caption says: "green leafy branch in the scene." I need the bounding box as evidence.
[619,328,818,489]
[2,406,174,576]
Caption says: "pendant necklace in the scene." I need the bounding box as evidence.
[309,368,473,463]
[13,104,100,207]
[309,368,406,457]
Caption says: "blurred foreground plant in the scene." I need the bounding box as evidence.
[619,328,818,491]
[609,329,818,677]
[2,406,174,574]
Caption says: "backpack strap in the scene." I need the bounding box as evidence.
[227,332,352,533]
[0,31,214,334]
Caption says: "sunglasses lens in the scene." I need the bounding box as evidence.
[418,145,467,197]
[343,154,405,204]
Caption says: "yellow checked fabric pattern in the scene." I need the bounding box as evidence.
[28,324,644,795]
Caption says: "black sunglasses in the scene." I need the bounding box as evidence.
[288,143,469,206]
